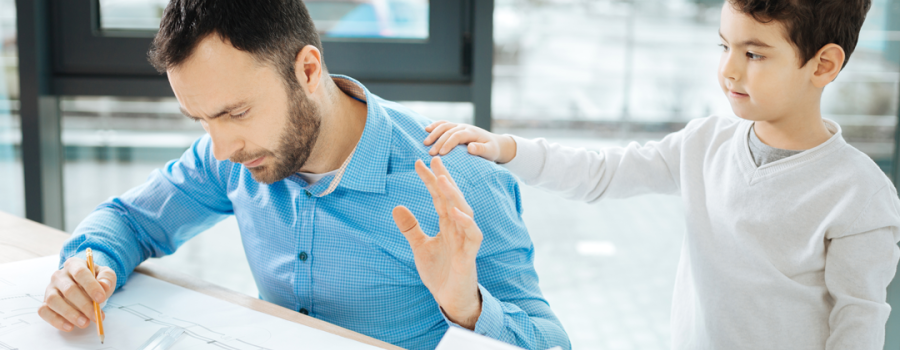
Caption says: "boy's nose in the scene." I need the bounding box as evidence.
[719,53,741,81]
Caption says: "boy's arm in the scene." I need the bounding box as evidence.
[824,186,900,350]
[60,135,234,290]
[501,129,687,203]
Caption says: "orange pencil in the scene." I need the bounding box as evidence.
[85,248,105,344]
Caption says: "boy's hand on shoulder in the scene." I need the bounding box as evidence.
[424,121,517,164]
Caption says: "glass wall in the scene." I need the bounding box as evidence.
[492,0,899,349]
[98,0,430,40]
[0,0,23,217]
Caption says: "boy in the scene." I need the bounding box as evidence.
[423,0,900,348]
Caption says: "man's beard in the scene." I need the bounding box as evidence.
[231,82,321,184]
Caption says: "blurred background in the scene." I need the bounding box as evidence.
[2,0,899,349]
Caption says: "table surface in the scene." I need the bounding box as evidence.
[0,210,403,350]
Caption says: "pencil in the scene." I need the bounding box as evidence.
[85,248,105,344]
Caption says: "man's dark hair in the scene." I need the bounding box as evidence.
[728,0,871,69]
[148,0,323,86]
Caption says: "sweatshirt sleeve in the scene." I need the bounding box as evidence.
[824,185,900,350]
[501,127,688,203]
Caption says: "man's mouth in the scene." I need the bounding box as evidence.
[242,156,265,168]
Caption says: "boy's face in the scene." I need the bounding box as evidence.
[717,3,817,122]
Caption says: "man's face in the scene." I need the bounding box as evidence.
[168,35,321,184]
[717,3,816,122]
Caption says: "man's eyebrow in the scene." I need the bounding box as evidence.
[179,101,248,121]
[719,31,772,48]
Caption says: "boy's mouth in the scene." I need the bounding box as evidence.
[728,90,749,98]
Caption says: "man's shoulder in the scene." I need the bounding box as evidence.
[377,98,514,186]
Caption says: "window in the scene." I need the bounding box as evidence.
[0,0,23,217]
[99,0,430,40]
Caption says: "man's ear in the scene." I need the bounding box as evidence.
[294,45,324,94]
[810,43,845,88]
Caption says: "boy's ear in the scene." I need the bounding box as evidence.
[810,43,845,88]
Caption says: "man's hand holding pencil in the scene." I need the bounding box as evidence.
[39,251,115,337]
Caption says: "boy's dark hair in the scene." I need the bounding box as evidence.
[148,0,323,86]
[729,0,871,69]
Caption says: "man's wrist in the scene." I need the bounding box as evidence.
[441,289,483,330]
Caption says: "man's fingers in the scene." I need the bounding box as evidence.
[392,206,429,248]
[70,262,106,304]
[56,276,98,323]
[38,303,75,332]
[431,157,461,191]
[451,207,484,245]
[96,267,116,298]
[415,159,447,216]
[437,175,473,216]
[45,288,89,329]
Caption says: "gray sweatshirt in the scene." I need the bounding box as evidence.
[503,115,900,350]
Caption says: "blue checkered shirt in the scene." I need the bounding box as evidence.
[61,75,570,350]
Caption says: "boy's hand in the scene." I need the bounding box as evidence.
[39,257,115,332]
[424,121,517,164]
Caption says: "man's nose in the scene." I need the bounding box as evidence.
[206,121,242,162]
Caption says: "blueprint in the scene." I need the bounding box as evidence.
[0,256,381,350]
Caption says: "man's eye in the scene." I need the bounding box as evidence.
[718,44,728,51]
[747,52,763,60]
[231,111,249,119]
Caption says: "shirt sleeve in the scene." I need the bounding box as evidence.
[825,185,900,350]
[448,168,571,350]
[59,135,234,290]
[501,125,689,203]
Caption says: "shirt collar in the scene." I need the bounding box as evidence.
[325,75,392,194]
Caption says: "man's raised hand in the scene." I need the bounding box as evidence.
[392,157,484,329]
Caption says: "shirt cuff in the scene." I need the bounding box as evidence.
[440,284,504,338]
[500,135,544,183]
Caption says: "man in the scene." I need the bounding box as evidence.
[36,1,570,349]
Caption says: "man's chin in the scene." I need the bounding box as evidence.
[248,167,281,185]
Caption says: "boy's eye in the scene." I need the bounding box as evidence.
[746,52,763,60]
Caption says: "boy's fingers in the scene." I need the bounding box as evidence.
[440,129,472,156]
[433,125,466,155]
[468,143,487,157]
[392,206,429,248]
[425,120,448,133]
[425,122,457,148]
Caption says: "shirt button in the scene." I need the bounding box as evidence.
[299,308,309,315]
[305,190,312,198]
[299,252,308,261]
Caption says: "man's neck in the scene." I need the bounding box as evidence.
[752,98,832,151]
[298,77,368,174]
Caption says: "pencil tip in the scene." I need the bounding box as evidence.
[100,335,105,344]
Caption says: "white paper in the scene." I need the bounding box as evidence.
[0,256,380,350]
[435,327,563,350]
